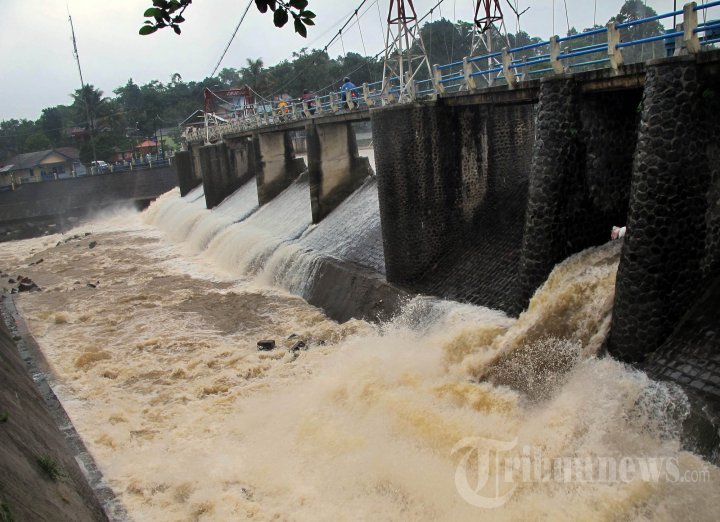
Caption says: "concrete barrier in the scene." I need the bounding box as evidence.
[306,122,372,223]
[254,131,306,205]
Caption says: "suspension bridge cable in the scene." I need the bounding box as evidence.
[209,0,254,78]
[375,0,385,45]
[355,10,375,81]
[323,0,370,53]
[593,0,597,27]
[562,0,571,35]
[260,0,377,100]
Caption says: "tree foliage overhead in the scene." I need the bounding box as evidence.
[140,0,315,37]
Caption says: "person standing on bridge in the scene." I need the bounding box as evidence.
[301,89,316,115]
[341,77,359,109]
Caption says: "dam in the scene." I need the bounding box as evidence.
[1,21,720,522]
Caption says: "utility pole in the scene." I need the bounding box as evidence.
[68,9,97,165]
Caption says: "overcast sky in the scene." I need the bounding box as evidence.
[0,1,708,121]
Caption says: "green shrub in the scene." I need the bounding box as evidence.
[35,455,64,482]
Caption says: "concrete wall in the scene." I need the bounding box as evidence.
[198,138,259,209]
[254,132,306,205]
[0,167,178,224]
[174,150,201,197]
[307,122,372,223]
[0,309,109,521]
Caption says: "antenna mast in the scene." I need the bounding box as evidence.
[68,9,97,164]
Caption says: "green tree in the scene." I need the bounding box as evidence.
[24,131,51,152]
[609,0,664,63]
[38,107,67,147]
[0,119,38,157]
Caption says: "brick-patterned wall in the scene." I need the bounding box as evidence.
[372,103,463,285]
[416,103,535,314]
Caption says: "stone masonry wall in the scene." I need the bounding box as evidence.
[518,78,640,309]
[609,58,711,363]
[0,167,178,224]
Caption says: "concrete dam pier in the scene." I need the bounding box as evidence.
[180,51,720,435]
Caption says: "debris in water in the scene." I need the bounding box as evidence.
[257,339,276,351]
[7,279,15,284]
[18,279,39,292]
[86,283,97,289]
[29,258,44,266]
[290,340,306,352]
[89,241,97,249]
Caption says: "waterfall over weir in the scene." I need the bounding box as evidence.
[144,173,386,313]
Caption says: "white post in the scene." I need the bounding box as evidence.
[432,64,445,94]
[607,22,624,70]
[363,83,374,107]
[463,57,476,91]
[683,2,701,54]
[550,36,564,74]
[405,70,416,100]
[502,49,517,89]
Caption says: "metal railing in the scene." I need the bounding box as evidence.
[187,1,720,143]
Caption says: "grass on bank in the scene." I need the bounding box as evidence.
[35,455,65,482]
[0,500,14,522]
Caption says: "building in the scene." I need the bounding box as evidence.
[0,148,84,189]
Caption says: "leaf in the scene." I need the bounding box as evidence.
[288,0,308,9]
[173,25,181,34]
[172,14,185,23]
[144,7,163,17]
[300,10,315,18]
[302,18,314,25]
[294,18,307,37]
[255,0,269,14]
[274,7,289,28]
[139,25,158,35]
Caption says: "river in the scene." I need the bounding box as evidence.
[0,178,717,521]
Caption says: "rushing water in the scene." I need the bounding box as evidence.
[0,179,718,521]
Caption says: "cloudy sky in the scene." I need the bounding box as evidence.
[0,1,704,121]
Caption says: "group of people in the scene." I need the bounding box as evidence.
[275,77,360,117]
